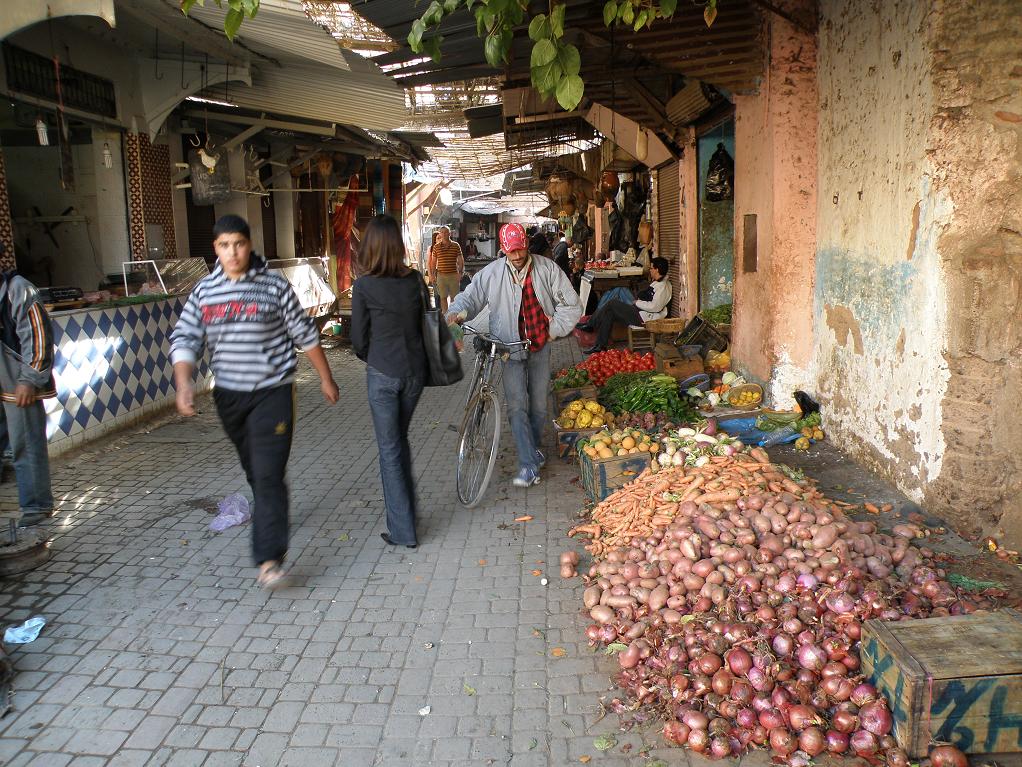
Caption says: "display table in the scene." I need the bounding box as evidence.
[44,296,212,454]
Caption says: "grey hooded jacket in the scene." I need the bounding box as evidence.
[448,255,583,360]
[0,272,56,403]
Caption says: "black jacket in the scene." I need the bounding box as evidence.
[351,271,428,380]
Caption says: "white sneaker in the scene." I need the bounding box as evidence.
[512,467,541,488]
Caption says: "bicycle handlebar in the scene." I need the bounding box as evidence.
[462,323,531,352]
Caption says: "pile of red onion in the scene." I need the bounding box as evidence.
[579,483,993,765]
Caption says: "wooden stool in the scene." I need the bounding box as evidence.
[627,325,654,352]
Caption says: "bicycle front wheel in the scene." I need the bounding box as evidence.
[456,391,502,508]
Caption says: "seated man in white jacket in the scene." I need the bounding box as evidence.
[579,257,672,354]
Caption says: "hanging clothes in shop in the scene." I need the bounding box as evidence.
[332,174,360,295]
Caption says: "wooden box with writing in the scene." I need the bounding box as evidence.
[577,450,653,503]
[860,609,1022,756]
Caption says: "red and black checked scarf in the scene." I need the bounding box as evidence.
[518,270,550,352]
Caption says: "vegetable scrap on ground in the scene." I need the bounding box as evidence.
[563,428,1018,767]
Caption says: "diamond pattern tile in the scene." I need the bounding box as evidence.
[48,297,210,442]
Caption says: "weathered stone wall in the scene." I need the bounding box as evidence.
[816,0,1022,548]
[733,1,818,403]
[925,0,1022,547]
[815,0,951,505]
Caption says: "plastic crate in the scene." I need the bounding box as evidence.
[578,450,653,502]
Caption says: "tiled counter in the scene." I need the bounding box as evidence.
[46,296,211,454]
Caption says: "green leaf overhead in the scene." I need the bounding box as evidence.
[484,32,506,67]
[602,1,617,27]
[550,3,566,38]
[528,13,548,41]
[555,74,584,110]
[224,6,243,39]
[530,38,557,68]
[557,44,581,77]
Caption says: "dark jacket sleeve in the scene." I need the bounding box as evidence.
[9,277,54,389]
[351,281,370,362]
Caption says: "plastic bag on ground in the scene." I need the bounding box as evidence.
[210,493,251,532]
[4,615,46,644]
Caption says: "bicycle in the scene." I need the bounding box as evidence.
[456,323,531,507]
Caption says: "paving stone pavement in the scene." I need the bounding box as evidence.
[0,337,740,767]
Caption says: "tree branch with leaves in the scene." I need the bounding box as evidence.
[179,0,260,40]
[179,0,724,112]
[407,0,711,111]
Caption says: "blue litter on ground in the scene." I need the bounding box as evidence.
[210,493,251,532]
[718,417,800,447]
[4,615,45,644]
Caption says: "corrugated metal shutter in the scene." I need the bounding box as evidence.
[199,53,407,133]
[657,161,683,317]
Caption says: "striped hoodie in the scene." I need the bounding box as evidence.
[170,254,320,392]
[0,271,56,403]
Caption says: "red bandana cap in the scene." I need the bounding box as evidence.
[499,223,528,254]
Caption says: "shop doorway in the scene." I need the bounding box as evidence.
[696,119,735,311]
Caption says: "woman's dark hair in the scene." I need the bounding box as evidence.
[212,214,251,241]
[651,256,669,277]
[360,214,408,278]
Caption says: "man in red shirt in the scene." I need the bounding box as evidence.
[447,223,582,487]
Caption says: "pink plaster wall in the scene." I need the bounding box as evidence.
[732,3,818,399]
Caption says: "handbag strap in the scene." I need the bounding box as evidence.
[416,270,431,314]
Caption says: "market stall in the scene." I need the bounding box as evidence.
[545,348,1022,767]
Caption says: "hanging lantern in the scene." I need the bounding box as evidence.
[35,117,49,146]
[635,127,648,162]
[600,171,620,202]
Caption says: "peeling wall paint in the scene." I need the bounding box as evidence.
[815,0,952,497]
[924,0,1022,547]
[732,1,818,403]
[816,0,1022,548]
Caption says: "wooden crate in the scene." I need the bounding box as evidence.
[658,355,704,381]
[551,384,598,413]
[578,450,653,502]
[860,609,1022,757]
[551,424,598,460]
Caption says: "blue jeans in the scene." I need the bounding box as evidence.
[367,367,424,546]
[0,399,53,521]
[502,344,551,472]
[596,287,635,311]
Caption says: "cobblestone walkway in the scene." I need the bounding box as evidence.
[0,338,700,767]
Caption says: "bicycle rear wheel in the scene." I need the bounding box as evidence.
[456,391,502,508]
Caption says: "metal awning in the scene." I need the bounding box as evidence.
[197,50,408,133]
[1,0,115,41]
[184,0,350,71]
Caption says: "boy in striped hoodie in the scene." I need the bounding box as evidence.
[171,215,339,588]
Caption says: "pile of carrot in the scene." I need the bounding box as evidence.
[568,449,848,557]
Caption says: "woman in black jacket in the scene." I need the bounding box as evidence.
[351,215,428,549]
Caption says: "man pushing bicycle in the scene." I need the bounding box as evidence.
[446,223,583,488]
